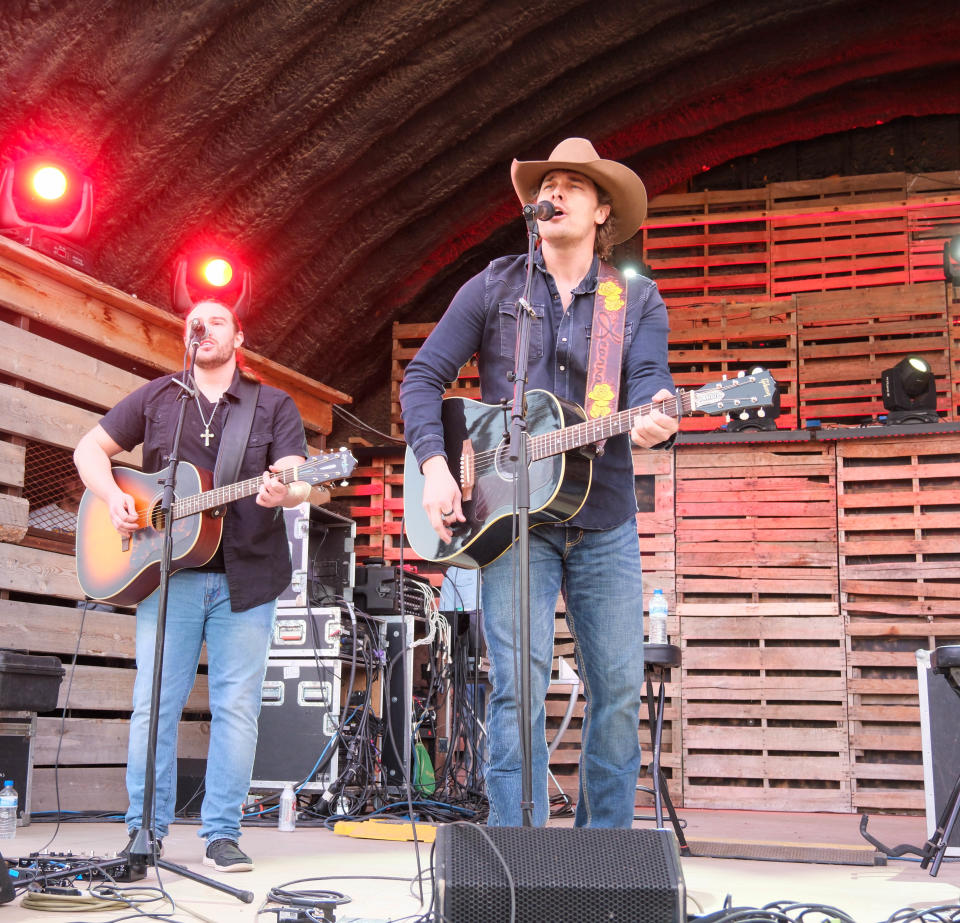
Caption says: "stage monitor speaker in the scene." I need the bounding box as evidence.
[433,825,685,923]
[917,650,960,855]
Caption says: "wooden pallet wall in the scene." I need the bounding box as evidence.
[948,292,960,421]
[642,170,960,301]
[675,443,849,811]
[668,299,799,431]
[796,283,951,426]
[836,433,960,813]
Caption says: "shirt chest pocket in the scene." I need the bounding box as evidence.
[498,301,545,361]
[243,430,275,474]
[142,403,170,464]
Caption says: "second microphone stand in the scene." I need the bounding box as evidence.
[508,206,546,827]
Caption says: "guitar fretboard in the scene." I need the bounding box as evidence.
[531,392,694,461]
[170,466,302,520]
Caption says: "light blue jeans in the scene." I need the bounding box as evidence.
[125,571,276,842]
[481,518,645,828]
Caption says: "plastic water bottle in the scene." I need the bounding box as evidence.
[278,783,296,832]
[648,588,669,645]
[0,780,18,839]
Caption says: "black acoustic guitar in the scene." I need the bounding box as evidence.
[76,449,356,606]
[403,372,777,567]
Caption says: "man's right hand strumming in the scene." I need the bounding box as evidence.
[421,455,464,542]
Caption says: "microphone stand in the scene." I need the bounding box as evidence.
[124,332,253,904]
[507,210,542,828]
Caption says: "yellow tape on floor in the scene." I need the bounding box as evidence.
[333,818,437,842]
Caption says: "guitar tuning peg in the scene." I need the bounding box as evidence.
[737,370,746,378]
[340,480,349,487]
[739,410,749,420]
[758,408,766,417]
[752,367,762,374]
[722,373,728,381]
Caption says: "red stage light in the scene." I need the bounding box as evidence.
[0,155,92,239]
[172,251,251,319]
[201,257,233,287]
[32,165,68,201]
[0,155,94,269]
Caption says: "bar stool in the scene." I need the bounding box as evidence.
[635,642,689,855]
[921,644,960,876]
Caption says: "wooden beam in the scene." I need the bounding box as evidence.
[0,494,28,542]
[0,541,81,599]
[56,663,208,712]
[31,766,127,813]
[0,440,25,488]
[0,381,140,463]
[34,717,208,765]
[0,598,135,659]
[0,318,147,411]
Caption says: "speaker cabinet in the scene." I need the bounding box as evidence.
[434,825,685,923]
[917,650,960,855]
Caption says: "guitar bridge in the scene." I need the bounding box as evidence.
[460,439,475,501]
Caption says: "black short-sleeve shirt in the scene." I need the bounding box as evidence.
[99,369,308,612]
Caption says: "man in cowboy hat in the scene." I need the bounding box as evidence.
[400,138,677,828]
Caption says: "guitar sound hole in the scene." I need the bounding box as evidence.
[150,506,166,531]
[493,439,522,482]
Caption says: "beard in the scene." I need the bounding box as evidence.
[195,341,236,370]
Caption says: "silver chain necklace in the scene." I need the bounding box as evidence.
[196,394,220,447]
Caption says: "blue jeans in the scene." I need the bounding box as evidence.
[125,571,276,842]
[480,518,645,828]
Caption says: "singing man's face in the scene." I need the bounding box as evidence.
[185,302,243,370]
[535,170,610,248]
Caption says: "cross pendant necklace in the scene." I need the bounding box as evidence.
[196,394,219,447]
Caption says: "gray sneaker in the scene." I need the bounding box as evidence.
[203,838,253,872]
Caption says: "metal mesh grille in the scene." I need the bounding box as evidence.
[23,441,81,535]
[436,825,683,923]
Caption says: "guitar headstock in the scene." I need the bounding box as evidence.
[690,369,778,416]
[298,448,357,485]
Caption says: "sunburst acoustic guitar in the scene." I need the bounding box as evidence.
[76,449,356,606]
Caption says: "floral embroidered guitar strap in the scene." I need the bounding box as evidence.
[584,262,628,450]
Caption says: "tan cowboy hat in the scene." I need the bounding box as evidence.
[510,137,647,245]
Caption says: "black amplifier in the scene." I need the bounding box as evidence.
[354,564,434,616]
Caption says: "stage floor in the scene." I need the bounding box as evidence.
[1,809,956,921]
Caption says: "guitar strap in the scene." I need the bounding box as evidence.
[213,375,261,489]
[584,262,628,449]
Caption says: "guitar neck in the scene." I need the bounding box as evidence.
[172,465,302,519]
[531,392,694,461]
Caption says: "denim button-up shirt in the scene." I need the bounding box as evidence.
[400,250,675,530]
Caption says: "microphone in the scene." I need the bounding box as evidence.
[523,200,556,221]
[189,318,206,342]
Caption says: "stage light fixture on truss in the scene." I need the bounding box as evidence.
[881,355,939,425]
[943,236,960,288]
[171,249,251,318]
[0,154,93,270]
[725,368,781,432]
